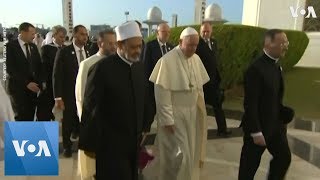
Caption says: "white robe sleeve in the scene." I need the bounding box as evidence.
[154,85,174,126]
[75,62,88,120]
[0,83,14,149]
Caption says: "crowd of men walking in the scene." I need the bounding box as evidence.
[0,20,294,180]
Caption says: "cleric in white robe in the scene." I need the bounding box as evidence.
[75,30,117,180]
[42,31,53,46]
[145,27,210,180]
[0,82,15,149]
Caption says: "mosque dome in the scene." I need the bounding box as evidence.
[204,3,222,21]
[143,6,167,25]
[147,6,163,22]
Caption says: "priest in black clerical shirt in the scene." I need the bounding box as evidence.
[239,29,294,180]
[79,21,155,180]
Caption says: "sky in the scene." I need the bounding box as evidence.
[0,0,243,29]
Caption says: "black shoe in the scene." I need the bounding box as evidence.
[217,130,232,137]
[70,132,79,142]
[63,148,72,158]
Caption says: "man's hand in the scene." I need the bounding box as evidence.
[84,151,95,159]
[164,125,175,134]
[253,135,266,146]
[27,82,40,93]
[140,132,149,147]
[55,99,65,110]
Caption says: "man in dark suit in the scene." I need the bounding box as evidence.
[53,25,89,157]
[238,29,292,180]
[196,22,231,137]
[6,22,42,121]
[143,23,174,79]
[143,23,174,124]
[37,25,67,121]
[79,21,154,180]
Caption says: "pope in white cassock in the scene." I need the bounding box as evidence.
[0,83,15,149]
[75,30,117,180]
[145,27,210,180]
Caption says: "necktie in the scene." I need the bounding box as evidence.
[79,49,85,62]
[206,40,212,50]
[24,43,31,61]
[161,44,167,55]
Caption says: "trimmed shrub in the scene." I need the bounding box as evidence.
[147,24,309,89]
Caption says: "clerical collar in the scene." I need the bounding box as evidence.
[73,41,84,51]
[263,49,279,63]
[117,50,132,66]
[157,38,166,47]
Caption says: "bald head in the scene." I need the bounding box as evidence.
[200,22,212,40]
[157,23,170,43]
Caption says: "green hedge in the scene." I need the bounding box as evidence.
[147,24,309,89]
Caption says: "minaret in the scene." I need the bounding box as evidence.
[172,14,178,27]
[62,0,74,38]
[194,0,206,24]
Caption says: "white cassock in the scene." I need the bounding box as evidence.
[0,83,14,149]
[75,52,105,180]
[145,46,209,180]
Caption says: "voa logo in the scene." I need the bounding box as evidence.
[5,122,59,176]
[12,140,51,157]
[290,6,317,18]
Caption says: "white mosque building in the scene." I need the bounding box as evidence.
[241,0,319,67]
[195,0,319,67]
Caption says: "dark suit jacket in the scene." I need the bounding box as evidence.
[196,38,222,105]
[6,39,42,95]
[241,53,286,138]
[41,43,65,90]
[89,42,98,56]
[143,39,174,79]
[196,38,221,85]
[52,44,89,108]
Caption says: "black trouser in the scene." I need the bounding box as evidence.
[238,129,291,180]
[96,140,138,180]
[36,86,55,121]
[10,90,37,121]
[207,87,227,132]
[62,104,79,149]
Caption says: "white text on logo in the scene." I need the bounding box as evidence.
[12,140,51,157]
[290,6,317,18]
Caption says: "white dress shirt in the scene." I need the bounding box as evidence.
[158,38,167,55]
[73,41,87,65]
[18,36,30,58]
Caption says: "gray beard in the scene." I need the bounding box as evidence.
[125,53,140,63]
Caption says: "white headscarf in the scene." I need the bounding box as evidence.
[42,31,53,46]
